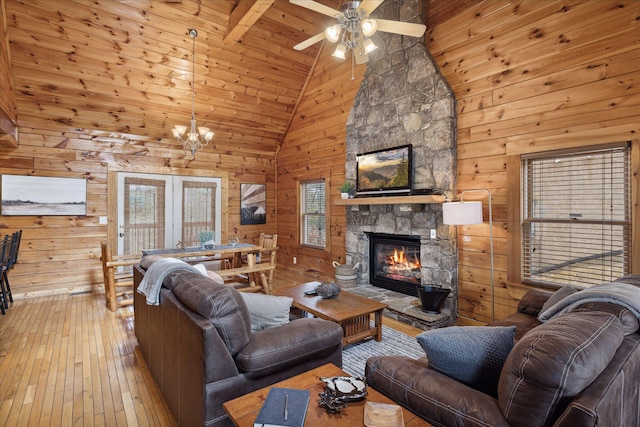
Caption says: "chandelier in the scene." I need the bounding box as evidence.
[172,28,214,157]
[324,2,378,61]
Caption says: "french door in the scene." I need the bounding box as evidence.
[116,172,222,256]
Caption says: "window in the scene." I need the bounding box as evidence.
[521,143,631,288]
[300,179,326,248]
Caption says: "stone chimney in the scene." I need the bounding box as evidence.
[344,0,458,326]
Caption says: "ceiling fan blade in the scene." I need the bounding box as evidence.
[289,0,340,18]
[293,32,326,50]
[353,43,369,64]
[376,19,426,37]
[359,0,384,14]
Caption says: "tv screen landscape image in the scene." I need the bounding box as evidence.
[356,145,412,196]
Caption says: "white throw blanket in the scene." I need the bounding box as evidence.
[538,282,640,323]
[137,258,199,305]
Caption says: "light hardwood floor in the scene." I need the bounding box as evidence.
[0,269,424,426]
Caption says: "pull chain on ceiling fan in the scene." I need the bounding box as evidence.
[291,0,426,67]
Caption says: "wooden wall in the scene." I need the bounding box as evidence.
[1,126,275,297]
[425,0,640,321]
[276,45,365,280]
[0,0,17,145]
[1,0,638,324]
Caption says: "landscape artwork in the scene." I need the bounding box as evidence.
[356,145,412,195]
[1,175,87,216]
[240,183,266,225]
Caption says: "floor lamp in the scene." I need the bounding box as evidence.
[442,189,494,321]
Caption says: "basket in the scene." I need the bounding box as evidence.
[332,261,360,288]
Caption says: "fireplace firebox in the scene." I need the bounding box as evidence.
[369,233,421,297]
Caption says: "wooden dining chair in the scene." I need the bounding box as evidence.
[257,233,278,286]
[100,241,139,312]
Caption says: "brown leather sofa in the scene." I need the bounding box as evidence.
[133,262,343,427]
[366,276,640,427]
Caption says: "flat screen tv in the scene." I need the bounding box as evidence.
[356,144,412,196]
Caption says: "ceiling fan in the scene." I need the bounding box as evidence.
[291,0,426,64]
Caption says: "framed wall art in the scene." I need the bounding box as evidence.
[1,175,87,216]
[240,183,266,225]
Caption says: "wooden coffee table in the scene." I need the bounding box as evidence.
[223,363,432,427]
[273,281,388,346]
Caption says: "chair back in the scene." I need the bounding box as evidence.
[7,230,21,269]
[0,235,8,270]
[259,233,277,250]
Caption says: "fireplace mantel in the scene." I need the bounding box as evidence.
[333,195,445,206]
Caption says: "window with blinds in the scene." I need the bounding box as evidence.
[300,179,326,248]
[521,143,631,288]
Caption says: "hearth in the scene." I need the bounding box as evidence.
[369,233,421,297]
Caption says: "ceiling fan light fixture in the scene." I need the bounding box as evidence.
[361,18,377,37]
[363,37,377,54]
[325,24,341,43]
[333,44,347,59]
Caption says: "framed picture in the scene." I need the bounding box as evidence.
[240,183,266,225]
[1,175,87,216]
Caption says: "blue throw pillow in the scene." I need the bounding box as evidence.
[416,326,516,397]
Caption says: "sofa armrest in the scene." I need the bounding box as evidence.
[234,318,343,378]
[515,288,554,316]
[365,356,510,427]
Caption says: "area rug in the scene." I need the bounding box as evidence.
[341,325,425,377]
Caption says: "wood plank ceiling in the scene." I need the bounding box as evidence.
[4,0,340,153]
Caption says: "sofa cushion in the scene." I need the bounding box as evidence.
[498,311,624,427]
[416,326,516,397]
[540,285,577,313]
[574,302,639,335]
[171,271,251,355]
[239,292,293,331]
[234,318,343,378]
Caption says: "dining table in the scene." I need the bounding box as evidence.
[142,242,261,268]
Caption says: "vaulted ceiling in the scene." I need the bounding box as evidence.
[3,0,345,153]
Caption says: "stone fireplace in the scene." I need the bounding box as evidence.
[369,233,422,295]
[343,0,457,326]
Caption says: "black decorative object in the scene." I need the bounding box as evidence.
[315,281,341,299]
[416,285,450,314]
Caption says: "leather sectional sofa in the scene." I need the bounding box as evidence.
[366,275,640,427]
[133,259,343,427]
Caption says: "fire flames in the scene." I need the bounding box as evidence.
[385,248,421,272]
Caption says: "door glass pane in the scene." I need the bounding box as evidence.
[123,177,166,254]
[182,181,217,246]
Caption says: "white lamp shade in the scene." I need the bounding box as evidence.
[442,201,483,225]
[173,125,187,136]
[363,38,377,54]
[361,19,378,37]
[333,44,347,59]
[325,25,341,43]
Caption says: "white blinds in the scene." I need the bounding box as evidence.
[521,143,631,288]
[301,180,326,248]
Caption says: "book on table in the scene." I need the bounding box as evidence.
[254,387,310,427]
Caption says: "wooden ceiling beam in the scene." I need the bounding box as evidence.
[224,0,275,44]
